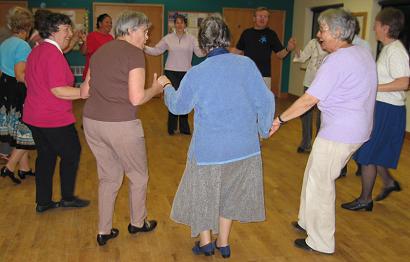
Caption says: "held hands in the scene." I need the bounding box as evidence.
[158,75,171,88]
[152,73,164,95]
[268,117,281,137]
[287,37,296,52]
[79,82,90,99]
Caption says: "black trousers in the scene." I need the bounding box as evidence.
[165,70,190,134]
[28,124,81,205]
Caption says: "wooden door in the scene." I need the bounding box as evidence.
[93,3,163,89]
[223,8,286,97]
[0,1,28,27]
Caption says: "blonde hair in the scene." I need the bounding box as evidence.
[254,7,270,16]
[7,6,33,33]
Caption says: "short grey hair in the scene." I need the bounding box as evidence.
[198,16,230,53]
[114,11,151,38]
[318,8,356,43]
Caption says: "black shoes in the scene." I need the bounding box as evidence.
[341,198,373,211]
[128,219,157,234]
[291,221,306,233]
[1,167,21,184]
[180,130,191,135]
[97,228,119,246]
[297,147,311,154]
[294,238,333,254]
[337,165,348,179]
[294,238,313,252]
[97,220,156,246]
[17,169,35,179]
[36,197,88,213]
[375,181,401,201]
[60,197,90,208]
[36,201,60,213]
[168,130,191,135]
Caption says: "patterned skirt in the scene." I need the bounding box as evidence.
[0,73,35,149]
[170,154,265,237]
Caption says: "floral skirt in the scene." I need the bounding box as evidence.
[0,73,35,149]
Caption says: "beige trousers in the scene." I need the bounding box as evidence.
[298,137,361,253]
[83,117,148,234]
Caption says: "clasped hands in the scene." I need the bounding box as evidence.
[268,117,282,137]
[151,74,172,95]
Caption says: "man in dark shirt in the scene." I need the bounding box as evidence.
[232,7,296,88]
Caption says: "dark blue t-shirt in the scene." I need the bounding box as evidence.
[236,28,284,77]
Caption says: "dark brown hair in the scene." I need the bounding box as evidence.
[376,7,405,39]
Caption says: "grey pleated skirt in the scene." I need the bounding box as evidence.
[170,154,265,237]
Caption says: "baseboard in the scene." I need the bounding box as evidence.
[406,132,410,140]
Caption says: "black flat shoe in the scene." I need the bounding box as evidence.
[60,197,90,208]
[97,228,119,246]
[180,131,191,135]
[36,201,60,213]
[375,181,401,201]
[337,165,347,179]
[1,167,21,184]
[294,239,333,255]
[297,147,311,154]
[291,221,306,233]
[341,198,373,211]
[17,169,35,179]
[294,238,313,252]
[128,219,157,234]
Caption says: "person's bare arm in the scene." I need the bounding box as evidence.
[51,86,81,100]
[275,37,296,59]
[378,77,409,92]
[269,93,318,136]
[128,69,163,106]
[14,62,26,83]
[80,69,91,99]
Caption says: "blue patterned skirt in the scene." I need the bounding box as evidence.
[0,73,35,149]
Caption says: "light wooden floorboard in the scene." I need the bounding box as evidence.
[0,97,409,261]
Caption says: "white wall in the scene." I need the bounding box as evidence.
[290,0,410,131]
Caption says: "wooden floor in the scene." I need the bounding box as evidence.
[0,97,409,262]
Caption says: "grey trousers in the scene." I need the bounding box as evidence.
[83,117,148,234]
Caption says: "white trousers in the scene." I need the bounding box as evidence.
[298,137,361,253]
